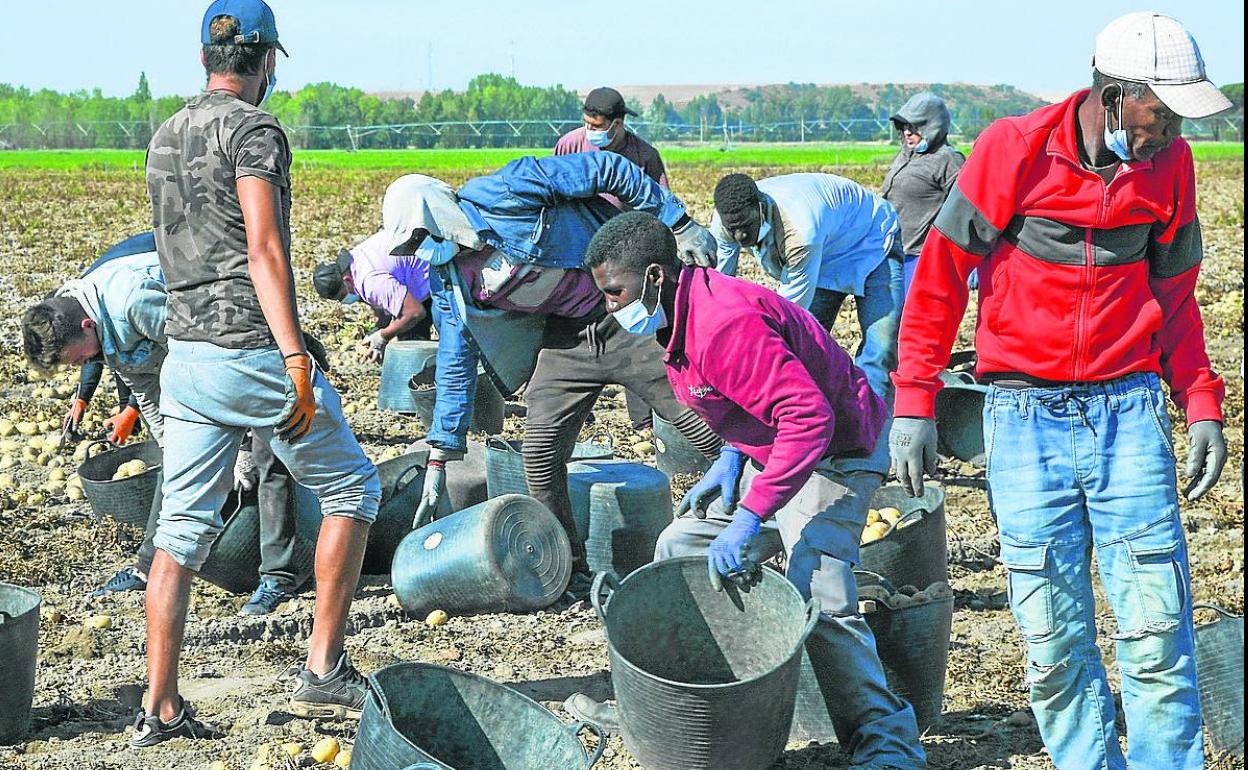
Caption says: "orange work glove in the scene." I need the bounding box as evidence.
[104,404,141,445]
[275,353,316,441]
[63,398,88,435]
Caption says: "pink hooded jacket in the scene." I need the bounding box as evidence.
[664,267,886,519]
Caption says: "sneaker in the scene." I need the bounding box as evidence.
[564,693,620,733]
[129,700,221,748]
[90,566,146,598]
[289,652,369,721]
[239,577,292,616]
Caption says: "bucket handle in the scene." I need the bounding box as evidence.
[401,765,442,770]
[585,432,614,453]
[590,571,620,624]
[570,720,608,768]
[800,597,821,643]
[893,506,927,530]
[486,435,519,454]
[1193,603,1242,621]
[853,569,899,596]
[85,439,112,459]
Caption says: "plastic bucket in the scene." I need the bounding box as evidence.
[406,438,490,514]
[378,340,440,413]
[567,461,672,577]
[1194,604,1244,757]
[77,439,162,527]
[651,411,711,477]
[934,382,988,466]
[353,663,604,770]
[593,557,819,770]
[407,360,505,436]
[483,436,614,499]
[196,488,317,594]
[858,483,949,590]
[391,494,572,617]
[0,583,41,744]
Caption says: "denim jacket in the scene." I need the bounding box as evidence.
[428,153,689,452]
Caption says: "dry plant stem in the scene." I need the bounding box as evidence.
[305,515,370,675]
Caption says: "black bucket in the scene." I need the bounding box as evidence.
[858,483,949,590]
[934,382,988,466]
[353,663,605,770]
[651,411,711,477]
[593,557,819,770]
[391,494,572,617]
[409,363,505,436]
[77,440,162,528]
[0,582,40,744]
[483,436,614,499]
[567,461,672,577]
[196,488,317,594]
[406,438,490,514]
[1194,604,1244,758]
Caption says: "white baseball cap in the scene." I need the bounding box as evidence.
[1093,12,1232,119]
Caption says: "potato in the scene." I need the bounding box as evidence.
[85,614,112,629]
[16,422,38,436]
[861,527,885,545]
[35,453,52,467]
[0,473,15,491]
[67,486,84,502]
[209,761,229,770]
[0,455,14,470]
[49,468,66,482]
[0,419,14,437]
[311,737,340,764]
[878,506,903,524]
[632,441,654,455]
[27,492,45,506]
[425,609,449,627]
[281,741,303,757]
[334,749,352,767]
[38,420,54,433]
[887,594,915,610]
[865,508,881,525]
[0,439,19,452]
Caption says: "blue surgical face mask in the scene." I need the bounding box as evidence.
[913,138,929,153]
[342,293,360,305]
[753,213,776,266]
[259,64,277,109]
[614,272,667,336]
[1104,96,1132,161]
[586,127,612,148]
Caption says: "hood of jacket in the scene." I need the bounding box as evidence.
[891,92,952,153]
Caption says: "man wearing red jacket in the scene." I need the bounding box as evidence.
[587,211,926,770]
[889,13,1228,770]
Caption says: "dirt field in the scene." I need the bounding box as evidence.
[0,157,1242,770]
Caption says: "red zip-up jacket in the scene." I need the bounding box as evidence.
[894,90,1224,425]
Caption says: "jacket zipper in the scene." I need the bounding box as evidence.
[1074,177,1115,380]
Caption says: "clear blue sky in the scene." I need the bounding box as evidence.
[0,1,1242,100]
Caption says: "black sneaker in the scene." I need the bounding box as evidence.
[90,566,146,598]
[289,652,369,721]
[129,700,221,748]
[239,577,292,616]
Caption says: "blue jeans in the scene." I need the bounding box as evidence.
[984,373,1202,770]
[656,462,926,770]
[155,340,380,571]
[807,255,905,475]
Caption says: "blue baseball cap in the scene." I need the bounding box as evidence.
[201,0,288,56]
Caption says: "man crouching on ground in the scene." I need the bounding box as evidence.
[133,0,379,746]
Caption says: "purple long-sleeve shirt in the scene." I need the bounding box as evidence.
[663,267,886,519]
[554,126,669,209]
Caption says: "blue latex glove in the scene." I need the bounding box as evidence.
[967,268,980,290]
[678,446,745,518]
[707,507,763,591]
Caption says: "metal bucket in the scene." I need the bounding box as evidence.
[790,571,953,743]
[567,460,672,577]
[593,557,819,770]
[858,483,949,590]
[934,382,988,466]
[77,439,162,527]
[378,340,440,413]
[391,494,572,617]
[292,452,430,576]
[354,662,605,770]
[1194,604,1244,757]
[0,583,40,744]
[407,438,490,514]
[483,436,614,499]
[651,411,711,477]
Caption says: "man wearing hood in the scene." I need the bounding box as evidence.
[890,13,1229,768]
[382,155,724,592]
[881,93,965,295]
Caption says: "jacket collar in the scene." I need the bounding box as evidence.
[1046,89,1154,175]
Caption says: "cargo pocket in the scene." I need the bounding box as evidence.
[1121,522,1186,635]
[999,540,1053,640]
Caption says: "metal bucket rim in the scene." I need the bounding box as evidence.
[368,661,595,766]
[0,582,43,621]
[597,556,818,692]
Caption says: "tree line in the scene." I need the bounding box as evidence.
[1,74,1241,150]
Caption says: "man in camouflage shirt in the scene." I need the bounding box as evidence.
[133,0,380,748]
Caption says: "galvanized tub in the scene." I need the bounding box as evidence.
[0,583,40,744]
[934,382,988,467]
[651,411,711,477]
[483,436,614,499]
[354,662,605,770]
[77,439,162,528]
[593,557,819,770]
[391,494,572,617]
[567,460,672,577]
[1194,604,1244,758]
[858,483,949,590]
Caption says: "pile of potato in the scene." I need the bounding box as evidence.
[111,459,149,480]
[861,505,919,545]
[859,580,954,611]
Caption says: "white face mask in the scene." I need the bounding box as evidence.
[613,270,668,336]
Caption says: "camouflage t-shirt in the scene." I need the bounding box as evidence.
[146,90,292,349]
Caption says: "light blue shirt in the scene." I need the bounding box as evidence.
[711,173,900,308]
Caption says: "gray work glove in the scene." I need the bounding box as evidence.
[672,220,717,268]
[888,417,938,498]
[233,449,258,492]
[1183,420,1227,501]
[412,447,462,528]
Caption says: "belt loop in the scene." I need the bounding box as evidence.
[1017,389,1030,419]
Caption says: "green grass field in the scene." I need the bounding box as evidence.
[2,141,1240,172]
